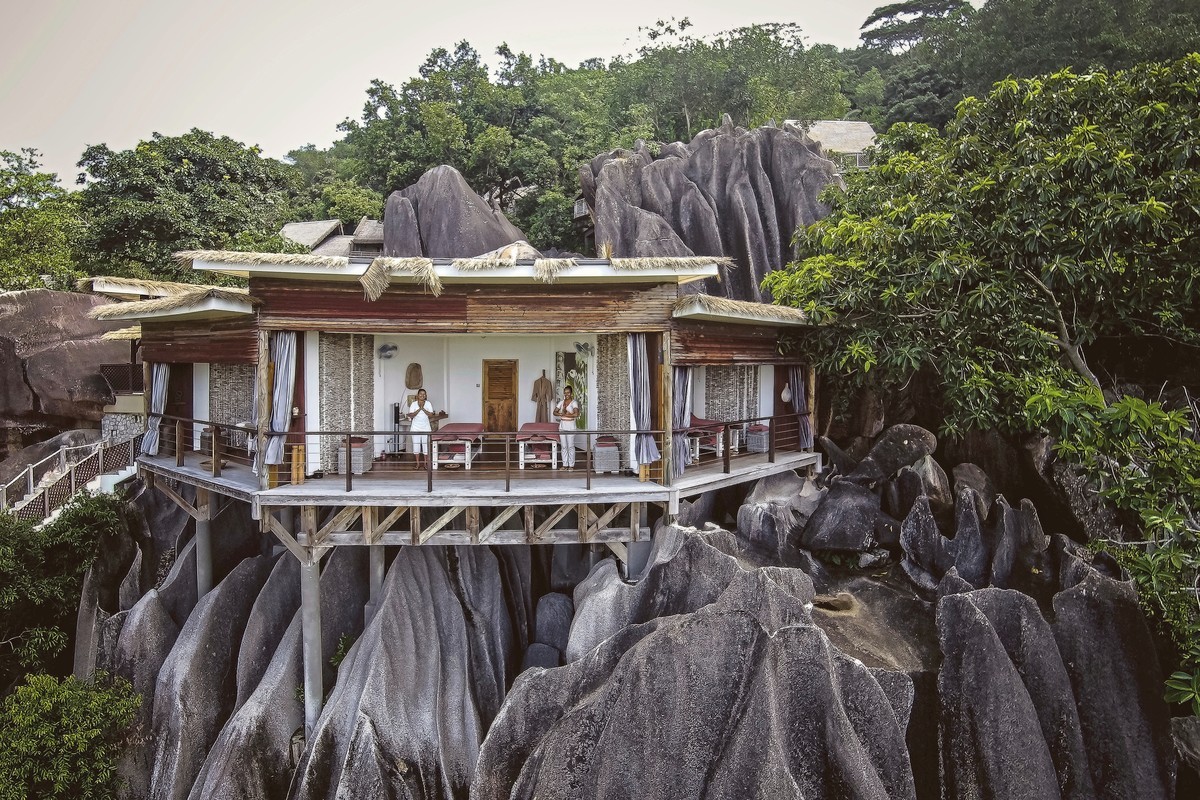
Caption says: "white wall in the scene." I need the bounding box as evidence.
[304,331,322,474]
[372,333,595,438]
[192,363,210,450]
[759,364,774,421]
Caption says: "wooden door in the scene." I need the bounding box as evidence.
[164,364,194,451]
[482,360,518,432]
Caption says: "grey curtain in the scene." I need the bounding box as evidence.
[265,331,297,465]
[789,364,813,449]
[671,366,693,477]
[141,363,169,455]
[628,333,661,467]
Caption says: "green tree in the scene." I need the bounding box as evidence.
[0,492,127,689]
[76,129,301,280]
[766,57,1200,434]
[958,0,1200,95]
[0,672,139,800]
[0,149,82,291]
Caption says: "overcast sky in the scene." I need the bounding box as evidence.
[1,0,886,182]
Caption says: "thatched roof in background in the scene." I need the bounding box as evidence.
[360,257,440,300]
[673,293,810,325]
[174,250,350,269]
[89,286,258,319]
[311,235,355,257]
[280,219,342,249]
[100,325,142,340]
[76,275,199,297]
[352,217,384,243]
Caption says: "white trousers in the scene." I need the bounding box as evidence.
[560,431,575,466]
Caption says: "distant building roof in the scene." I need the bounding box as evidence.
[311,235,355,257]
[795,120,877,154]
[352,217,384,243]
[281,219,342,250]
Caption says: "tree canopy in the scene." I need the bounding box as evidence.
[76,129,302,279]
[0,150,82,291]
[766,54,1200,435]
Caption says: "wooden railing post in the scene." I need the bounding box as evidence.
[504,435,511,493]
[426,437,433,493]
[25,465,33,496]
[344,433,353,492]
[723,425,732,474]
[585,441,592,491]
[175,420,184,467]
[768,417,777,463]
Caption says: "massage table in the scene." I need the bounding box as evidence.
[516,422,559,469]
[431,423,485,470]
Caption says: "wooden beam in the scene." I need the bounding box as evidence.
[606,541,629,563]
[535,503,575,540]
[317,505,362,544]
[374,506,408,543]
[587,502,629,542]
[465,506,481,543]
[155,479,201,521]
[410,506,421,546]
[361,505,378,545]
[577,503,589,542]
[477,505,521,544]
[264,513,309,564]
[630,501,641,542]
[523,504,535,542]
[419,505,466,544]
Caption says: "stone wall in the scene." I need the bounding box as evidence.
[210,364,255,449]
[319,334,375,472]
[596,334,630,469]
[102,413,145,442]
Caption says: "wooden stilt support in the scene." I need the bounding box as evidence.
[194,488,212,597]
[299,557,322,737]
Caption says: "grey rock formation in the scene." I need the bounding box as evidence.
[534,592,573,653]
[522,642,561,670]
[952,463,995,517]
[735,471,822,559]
[852,425,938,484]
[938,588,1095,799]
[234,554,300,709]
[289,545,526,799]
[476,534,916,800]
[188,546,370,800]
[951,488,990,587]
[566,526,751,661]
[1052,570,1176,798]
[801,480,884,553]
[582,121,838,301]
[1171,716,1200,777]
[0,289,127,431]
[148,554,276,800]
[384,165,525,258]
[900,496,955,592]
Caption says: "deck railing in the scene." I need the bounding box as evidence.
[149,412,813,494]
[1,433,143,522]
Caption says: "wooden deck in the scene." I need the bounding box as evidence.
[137,448,821,549]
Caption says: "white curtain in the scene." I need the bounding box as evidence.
[628,333,661,467]
[141,363,169,455]
[264,332,297,465]
[671,366,693,478]
[789,364,813,449]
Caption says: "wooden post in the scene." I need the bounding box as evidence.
[175,420,184,467]
[806,364,817,450]
[344,433,353,492]
[504,437,511,493]
[410,506,421,546]
[212,428,222,478]
[255,330,271,492]
[768,416,777,463]
[722,425,731,474]
[523,505,535,543]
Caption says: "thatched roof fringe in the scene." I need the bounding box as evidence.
[611,256,735,271]
[369,257,441,296]
[89,287,257,319]
[173,250,351,269]
[674,293,809,324]
[100,325,142,340]
[533,258,577,283]
[359,259,392,301]
[76,275,200,296]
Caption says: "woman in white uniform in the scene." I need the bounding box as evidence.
[407,388,434,470]
[554,385,580,469]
